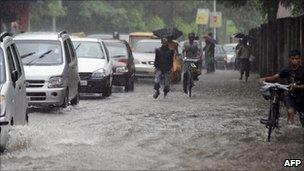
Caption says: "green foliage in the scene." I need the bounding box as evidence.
[48,0,66,17]
[174,18,197,39]
[147,16,165,30]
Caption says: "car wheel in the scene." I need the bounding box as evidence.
[61,89,69,108]
[25,109,29,125]
[102,79,112,97]
[71,85,80,106]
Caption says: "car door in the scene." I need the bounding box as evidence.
[67,38,78,98]
[5,46,17,124]
[9,44,26,124]
[63,39,75,99]
[101,42,113,81]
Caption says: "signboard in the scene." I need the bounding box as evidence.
[210,12,222,28]
[196,9,209,25]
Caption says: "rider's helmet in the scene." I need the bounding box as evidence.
[188,32,195,41]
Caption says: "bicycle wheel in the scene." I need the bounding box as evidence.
[267,104,277,142]
[187,71,192,97]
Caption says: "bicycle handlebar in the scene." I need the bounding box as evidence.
[261,81,289,91]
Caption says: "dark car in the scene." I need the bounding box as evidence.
[103,39,135,91]
[214,45,228,70]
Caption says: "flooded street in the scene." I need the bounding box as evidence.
[1,70,303,170]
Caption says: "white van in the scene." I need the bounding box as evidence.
[71,37,113,97]
[14,31,80,108]
[0,32,28,152]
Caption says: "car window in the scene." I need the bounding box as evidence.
[63,40,72,63]
[67,38,76,61]
[73,41,105,59]
[102,42,110,61]
[104,42,128,58]
[10,44,22,78]
[6,47,16,74]
[16,40,63,66]
[134,41,161,53]
[0,49,6,84]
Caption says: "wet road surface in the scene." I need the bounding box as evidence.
[1,70,303,170]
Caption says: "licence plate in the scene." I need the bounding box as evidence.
[80,80,87,86]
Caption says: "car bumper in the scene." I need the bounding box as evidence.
[79,78,108,93]
[26,87,67,107]
[135,64,155,77]
[0,116,10,147]
[112,73,129,86]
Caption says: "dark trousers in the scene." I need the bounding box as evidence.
[239,58,250,78]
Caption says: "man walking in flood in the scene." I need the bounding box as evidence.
[153,38,174,99]
[237,38,251,82]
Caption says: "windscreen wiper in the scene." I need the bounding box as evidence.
[75,43,81,51]
[25,50,52,66]
[21,52,36,59]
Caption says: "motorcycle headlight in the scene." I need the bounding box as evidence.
[115,66,129,73]
[48,76,64,88]
[91,68,106,79]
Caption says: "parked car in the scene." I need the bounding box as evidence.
[133,39,161,78]
[0,32,28,152]
[129,32,158,48]
[71,37,113,97]
[223,43,237,69]
[103,39,135,91]
[214,45,228,70]
[14,31,80,108]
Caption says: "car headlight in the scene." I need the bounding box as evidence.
[48,76,64,88]
[91,68,106,79]
[115,66,129,73]
[0,95,5,116]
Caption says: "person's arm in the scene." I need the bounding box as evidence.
[154,49,159,69]
[258,74,280,85]
[289,84,304,91]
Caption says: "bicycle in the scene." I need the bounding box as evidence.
[183,57,199,97]
[259,82,289,142]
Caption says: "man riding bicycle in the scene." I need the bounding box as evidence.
[258,50,304,127]
[182,33,202,93]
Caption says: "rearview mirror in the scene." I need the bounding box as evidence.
[11,70,18,83]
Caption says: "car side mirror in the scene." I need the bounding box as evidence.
[11,70,18,84]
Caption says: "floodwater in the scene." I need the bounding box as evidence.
[0,70,303,170]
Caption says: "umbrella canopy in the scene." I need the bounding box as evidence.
[152,27,183,40]
[233,33,256,41]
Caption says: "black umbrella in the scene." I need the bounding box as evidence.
[233,33,256,41]
[152,27,183,40]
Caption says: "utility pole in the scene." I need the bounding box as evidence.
[213,0,216,40]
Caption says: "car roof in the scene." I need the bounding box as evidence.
[224,43,237,46]
[14,32,69,41]
[70,37,101,43]
[137,39,161,43]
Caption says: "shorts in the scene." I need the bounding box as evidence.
[284,95,304,112]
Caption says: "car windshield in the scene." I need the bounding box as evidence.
[104,42,128,58]
[216,46,225,54]
[73,41,105,59]
[134,41,161,53]
[223,45,236,53]
[16,40,63,66]
[0,49,6,84]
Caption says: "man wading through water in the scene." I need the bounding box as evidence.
[153,38,174,99]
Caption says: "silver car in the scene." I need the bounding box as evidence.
[14,31,80,108]
[0,32,28,151]
[71,37,113,97]
[133,39,161,78]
